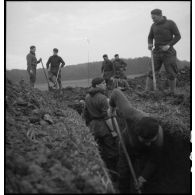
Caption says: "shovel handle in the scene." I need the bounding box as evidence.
[151,50,157,90]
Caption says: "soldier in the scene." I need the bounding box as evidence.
[46,48,65,90]
[146,9,181,95]
[113,54,127,80]
[83,77,119,185]
[26,46,42,88]
[109,89,164,193]
[112,73,129,91]
[101,54,114,90]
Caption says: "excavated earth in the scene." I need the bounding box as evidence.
[6,66,191,193]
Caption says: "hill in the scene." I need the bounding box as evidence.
[6,57,190,84]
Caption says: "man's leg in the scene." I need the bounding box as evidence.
[29,67,36,88]
[98,134,119,184]
[145,51,163,91]
[57,72,62,90]
[163,48,178,95]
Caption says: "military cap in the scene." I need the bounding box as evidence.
[103,54,108,58]
[151,9,162,16]
[114,54,119,57]
[30,45,36,49]
[53,48,58,52]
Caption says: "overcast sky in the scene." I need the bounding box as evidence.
[6,1,190,70]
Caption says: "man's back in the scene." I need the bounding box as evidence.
[46,55,65,72]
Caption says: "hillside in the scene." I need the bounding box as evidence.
[6,57,190,84]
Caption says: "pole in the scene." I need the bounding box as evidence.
[86,38,90,87]
[41,61,51,90]
[151,50,157,90]
[111,116,142,194]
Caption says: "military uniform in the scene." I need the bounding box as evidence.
[101,60,114,89]
[113,59,127,79]
[46,55,65,89]
[109,89,164,193]
[84,87,119,183]
[26,51,41,87]
[148,16,181,83]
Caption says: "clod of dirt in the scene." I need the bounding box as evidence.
[43,114,54,124]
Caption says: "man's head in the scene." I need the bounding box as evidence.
[53,48,58,55]
[114,54,119,60]
[30,45,36,53]
[92,77,106,90]
[135,117,160,146]
[151,9,163,23]
[103,54,109,61]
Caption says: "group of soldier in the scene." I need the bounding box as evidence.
[26,8,181,193]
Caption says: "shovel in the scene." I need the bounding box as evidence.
[151,50,157,90]
[41,61,53,91]
[111,116,142,194]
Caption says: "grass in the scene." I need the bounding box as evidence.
[35,73,145,91]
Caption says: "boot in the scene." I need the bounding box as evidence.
[169,79,176,95]
[145,77,153,91]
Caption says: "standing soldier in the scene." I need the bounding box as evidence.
[46,48,65,90]
[26,45,42,88]
[146,9,181,95]
[113,54,127,79]
[83,77,119,186]
[101,54,114,89]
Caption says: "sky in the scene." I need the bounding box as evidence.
[6,1,191,70]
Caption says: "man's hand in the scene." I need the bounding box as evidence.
[160,45,170,51]
[148,44,153,50]
[136,176,147,189]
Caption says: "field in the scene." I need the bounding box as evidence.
[35,73,144,90]
[6,66,191,193]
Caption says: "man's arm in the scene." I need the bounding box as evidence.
[168,20,181,46]
[148,25,154,50]
[101,62,104,73]
[60,57,65,67]
[26,54,32,68]
[46,57,51,69]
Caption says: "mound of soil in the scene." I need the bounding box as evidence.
[6,79,114,193]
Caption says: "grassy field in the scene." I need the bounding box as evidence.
[35,73,145,91]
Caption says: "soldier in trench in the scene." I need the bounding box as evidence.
[108,88,164,193]
[83,77,119,186]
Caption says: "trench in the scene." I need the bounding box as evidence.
[71,104,191,194]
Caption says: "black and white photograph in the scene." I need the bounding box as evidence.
[5,1,191,194]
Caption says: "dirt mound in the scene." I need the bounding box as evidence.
[6,79,114,193]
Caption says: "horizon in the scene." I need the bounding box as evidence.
[6,1,190,70]
[6,55,190,71]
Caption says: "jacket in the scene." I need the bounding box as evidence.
[113,59,127,72]
[148,16,181,47]
[46,55,65,73]
[101,60,114,73]
[26,51,41,69]
[84,87,110,137]
[109,89,164,180]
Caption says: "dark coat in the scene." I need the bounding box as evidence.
[148,16,181,47]
[46,55,65,73]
